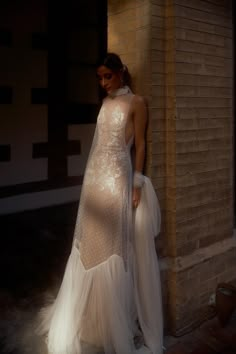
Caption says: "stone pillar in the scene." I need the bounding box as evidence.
[108,0,153,173]
[108,0,236,334]
[166,0,235,334]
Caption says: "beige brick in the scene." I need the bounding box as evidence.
[150,107,165,120]
[177,241,198,257]
[153,0,166,5]
[176,51,232,67]
[177,107,232,120]
[176,168,231,188]
[151,27,165,40]
[176,97,232,108]
[151,95,165,108]
[151,38,165,51]
[175,0,231,17]
[176,74,232,87]
[108,0,136,14]
[175,16,214,33]
[151,15,165,28]
[199,232,232,248]
[152,60,165,73]
[192,168,231,184]
[176,27,226,47]
[152,4,165,17]
[176,86,231,98]
[176,39,232,58]
[176,62,232,77]
[175,118,228,132]
[151,49,165,62]
[175,4,232,28]
[176,201,232,224]
[109,0,234,335]
[151,164,166,178]
[214,25,232,38]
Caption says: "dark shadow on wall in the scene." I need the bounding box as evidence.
[0,203,78,354]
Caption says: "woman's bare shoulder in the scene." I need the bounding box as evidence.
[131,94,147,112]
[132,94,146,104]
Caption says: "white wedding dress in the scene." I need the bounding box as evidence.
[39,86,163,354]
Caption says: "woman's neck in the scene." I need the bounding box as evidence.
[108,86,131,98]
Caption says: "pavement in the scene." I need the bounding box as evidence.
[164,314,236,354]
[0,203,235,354]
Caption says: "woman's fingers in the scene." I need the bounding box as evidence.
[133,187,141,208]
[133,199,139,208]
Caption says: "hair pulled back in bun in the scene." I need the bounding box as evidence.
[96,52,131,87]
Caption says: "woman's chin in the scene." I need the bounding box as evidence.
[107,88,117,95]
[106,88,113,94]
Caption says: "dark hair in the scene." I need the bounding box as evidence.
[96,52,131,87]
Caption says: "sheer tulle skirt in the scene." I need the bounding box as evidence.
[38,177,163,354]
[39,248,146,354]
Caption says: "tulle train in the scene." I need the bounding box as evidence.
[134,176,163,354]
[39,246,153,354]
[38,176,163,354]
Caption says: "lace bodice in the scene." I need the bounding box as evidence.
[97,98,132,149]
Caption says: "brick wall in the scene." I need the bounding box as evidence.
[149,0,171,328]
[108,0,236,334]
[160,0,235,333]
[174,0,233,254]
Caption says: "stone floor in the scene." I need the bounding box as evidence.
[0,203,235,354]
[164,314,236,354]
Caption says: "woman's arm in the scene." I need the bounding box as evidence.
[132,95,148,208]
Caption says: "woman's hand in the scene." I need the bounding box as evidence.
[133,187,141,208]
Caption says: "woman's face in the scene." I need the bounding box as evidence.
[97,65,122,95]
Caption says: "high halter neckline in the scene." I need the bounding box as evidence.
[108,85,132,98]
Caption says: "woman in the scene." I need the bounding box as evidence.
[40,53,163,354]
